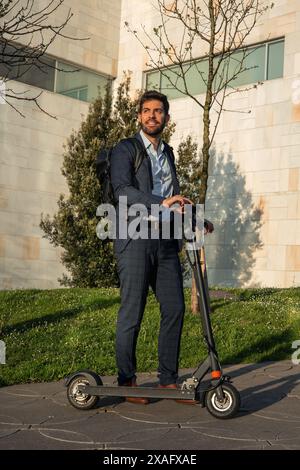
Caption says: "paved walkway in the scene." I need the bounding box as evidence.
[0,360,300,450]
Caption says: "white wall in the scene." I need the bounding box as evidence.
[0,0,122,289]
[118,0,300,287]
[1,0,300,289]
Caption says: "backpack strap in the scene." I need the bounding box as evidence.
[162,141,175,161]
[121,137,148,174]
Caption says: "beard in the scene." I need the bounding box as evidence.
[141,119,166,136]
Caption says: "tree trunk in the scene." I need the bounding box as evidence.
[191,0,215,314]
[191,246,210,314]
[191,272,198,314]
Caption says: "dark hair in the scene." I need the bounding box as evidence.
[138,90,170,114]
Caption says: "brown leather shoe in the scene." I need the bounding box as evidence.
[158,383,199,405]
[158,383,177,389]
[122,380,149,405]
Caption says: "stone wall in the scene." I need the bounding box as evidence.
[1,0,300,289]
[0,0,122,289]
[118,0,300,287]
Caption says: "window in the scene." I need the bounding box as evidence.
[60,86,88,101]
[56,61,109,103]
[224,44,266,88]
[267,40,284,80]
[18,57,56,92]
[145,39,285,99]
[0,42,55,91]
[159,60,209,98]
[0,41,111,103]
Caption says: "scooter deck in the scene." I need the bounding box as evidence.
[80,385,196,401]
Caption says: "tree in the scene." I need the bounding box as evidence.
[40,75,175,288]
[176,135,202,205]
[0,0,83,116]
[176,136,199,284]
[128,0,272,203]
[127,0,272,310]
[176,135,210,311]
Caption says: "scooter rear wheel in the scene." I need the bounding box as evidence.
[205,382,240,419]
[67,373,102,410]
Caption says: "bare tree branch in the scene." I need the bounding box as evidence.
[127,0,273,313]
[127,0,272,203]
[0,0,89,117]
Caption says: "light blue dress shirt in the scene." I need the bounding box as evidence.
[140,130,173,198]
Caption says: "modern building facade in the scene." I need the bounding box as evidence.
[0,0,122,289]
[1,0,300,288]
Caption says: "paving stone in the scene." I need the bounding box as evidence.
[0,360,299,450]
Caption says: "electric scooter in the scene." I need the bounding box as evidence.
[65,220,241,419]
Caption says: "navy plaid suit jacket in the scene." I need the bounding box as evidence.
[110,132,181,253]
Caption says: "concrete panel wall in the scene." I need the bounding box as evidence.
[118,0,300,287]
[1,0,300,289]
[0,0,122,289]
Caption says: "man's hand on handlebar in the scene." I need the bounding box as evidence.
[162,196,214,234]
[204,219,214,234]
[162,195,193,214]
[162,195,193,210]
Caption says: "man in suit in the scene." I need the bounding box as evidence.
[110,90,209,404]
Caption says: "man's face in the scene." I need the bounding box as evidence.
[138,99,170,137]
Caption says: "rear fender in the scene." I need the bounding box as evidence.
[64,369,102,387]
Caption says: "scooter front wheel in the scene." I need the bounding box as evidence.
[205,382,240,419]
[67,373,102,410]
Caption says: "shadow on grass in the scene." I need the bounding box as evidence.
[237,288,281,301]
[222,329,293,365]
[177,329,293,382]
[210,298,236,313]
[2,296,120,336]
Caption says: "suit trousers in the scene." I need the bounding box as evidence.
[115,238,185,386]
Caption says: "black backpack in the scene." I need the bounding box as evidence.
[95,137,147,204]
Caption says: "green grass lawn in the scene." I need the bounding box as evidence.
[0,287,300,386]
